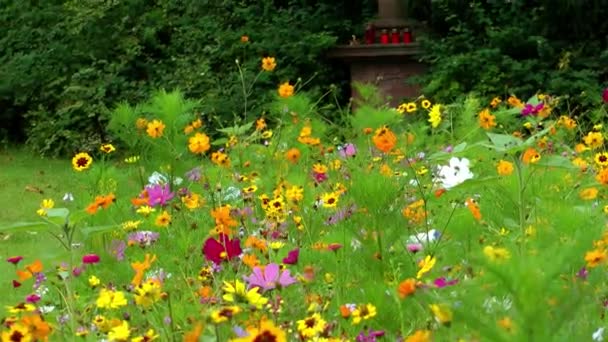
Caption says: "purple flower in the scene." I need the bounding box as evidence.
[146,184,175,207]
[26,294,41,303]
[521,103,544,116]
[356,329,385,342]
[282,248,299,265]
[244,263,297,292]
[339,143,357,158]
[406,243,423,253]
[72,266,84,277]
[325,204,357,225]
[185,167,202,182]
[433,277,459,288]
[109,240,126,261]
[34,272,46,289]
[576,267,588,280]
[128,231,160,247]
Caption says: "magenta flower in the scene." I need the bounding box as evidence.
[202,234,242,264]
[603,88,608,103]
[282,248,299,265]
[26,294,41,303]
[338,143,357,158]
[6,256,23,265]
[433,277,459,288]
[82,254,100,264]
[521,103,544,116]
[244,263,297,292]
[146,184,175,207]
[406,243,423,253]
[356,329,385,342]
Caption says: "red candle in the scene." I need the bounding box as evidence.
[380,29,389,44]
[391,28,400,43]
[403,28,412,44]
[364,24,376,44]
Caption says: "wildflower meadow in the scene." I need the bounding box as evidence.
[3,55,608,342]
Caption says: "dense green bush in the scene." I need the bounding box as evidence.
[418,0,608,111]
[0,0,375,155]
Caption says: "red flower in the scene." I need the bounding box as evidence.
[12,280,21,288]
[82,254,100,264]
[282,248,299,265]
[6,256,23,265]
[202,234,242,264]
[603,88,608,103]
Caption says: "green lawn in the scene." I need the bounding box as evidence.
[0,147,72,304]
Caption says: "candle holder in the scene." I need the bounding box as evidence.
[364,24,376,44]
[380,29,389,44]
[402,28,412,44]
[391,28,400,44]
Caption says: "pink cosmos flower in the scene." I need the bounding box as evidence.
[244,263,296,292]
[202,234,242,264]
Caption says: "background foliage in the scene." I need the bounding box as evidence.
[0,0,375,155]
[419,0,608,111]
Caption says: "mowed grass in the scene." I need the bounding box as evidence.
[0,147,73,305]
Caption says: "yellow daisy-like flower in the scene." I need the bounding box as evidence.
[483,245,511,262]
[72,152,93,171]
[429,303,453,325]
[41,198,54,209]
[405,102,417,113]
[100,143,116,154]
[89,275,101,287]
[321,192,339,208]
[155,210,171,227]
[131,329,159,342]
[490,97,502,108]
[1,324,32,342]
[261,130,273,139]
[121,220,143,231]
[136,205,155,216]
[210,306,242,324]
[188,132,211,154]
[496,160,514,176]
[134,280,163,308]
[222,280,268,309]
[579,187,599,200]
[416,255,436,279]
[351,303,377,325]
[428,104,442,128]
[585,248,607,268]
[182,193,202,210]
[146,119,166,139]
[584,131,604,149]
[297,313,327,338]
[108,320,130,341]
[231,319,286,342]
[421,99,432,109]
[595,152,608,167]
[396,103,407,114]
[278,82,294,98]
[96,288,128,309]
[261,57,277,71]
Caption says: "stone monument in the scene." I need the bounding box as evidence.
[328,0,426,108]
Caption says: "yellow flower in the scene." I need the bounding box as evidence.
[490,97,502,108]
[188,132,211,154]
[182,193,202,210]
[498,316,515,333]
[351,303,377,324]
[5,303,36,314]
[421,99,431,109]
[261,130,273,139]
[405,329,431,342]
[278,82,294,98]
[396,103,407,114]
[496,160,514,176]
[100,143,116,154]
[585,248,607,268]
[483,245,511,262]
[269,241,285,250]
[41,199,54,209]
[222,280,268,309]
[211,306,242,324]
[428,104,442,128]
[579,187,599,200]
[405,102,417,113]
[89,275,101,287]
[595,152,608,167]
[121,220,143,231]
[231,319,286,342]
[155,210,171,227]
[72,152,93,171]
[321,192,339,208]
[136,205,155,216]
[134,280,163,308]
[131,329,159,342]
[297,313,326,338]
[108,320,130,341]
[584,131,604,149]
[261,57,277,71]
[478,108,496,130]
[429,303,453,325]
[286,186,304,203]
[96,288,128,309]
[416,255,436,279]
[146,119,165,138]
[1,324,32,342]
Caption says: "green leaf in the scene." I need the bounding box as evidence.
[80,224,121,238]
[46,208,70,219]
[485,132,523,152]
[0,221,51,233]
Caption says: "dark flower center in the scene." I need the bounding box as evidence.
[253,331,277,342]
[76,157,89,167]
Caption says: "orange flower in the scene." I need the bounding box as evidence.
[372,126,397,153]
[211,205,238,234]
[285,148,301,164]
[397,278,417,299]
[478,108,497,130]
[278,82,294,98]
[184,323,204,342]
[339,305,352,318]
[521,148,541,164]
[241,35,249,43]
[16,260,43,281]
[21,314,52,341]
[597,168,608,185]
[465,198,482,221]
[242,254,260,268]
[245,236,268,253]
[363,127,373,135]
[131,254,157,286]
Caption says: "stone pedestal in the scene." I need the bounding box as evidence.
[328,43,425,108]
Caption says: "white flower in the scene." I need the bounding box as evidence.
[435,157,474,189]
[62,193,74,202]
[594,327,605,341]
[148,171,168,185]
[223,186,241,201]
[38,305,56,314]
[407,229,440,245]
